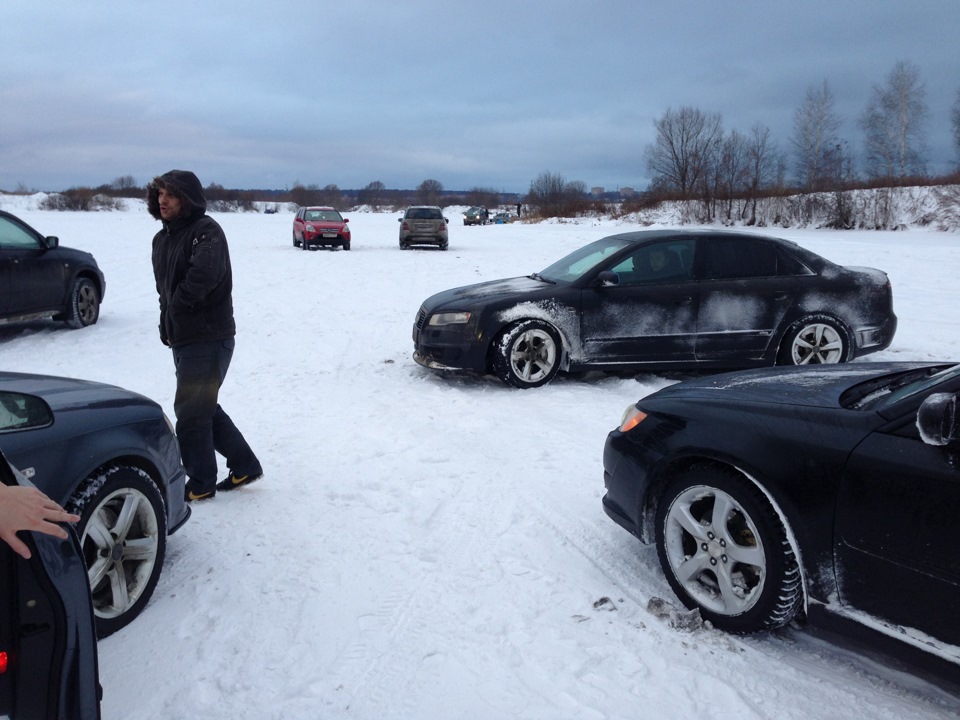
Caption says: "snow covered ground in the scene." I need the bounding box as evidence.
[2,197,959,719]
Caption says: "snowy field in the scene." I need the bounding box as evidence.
[2,197,959,719]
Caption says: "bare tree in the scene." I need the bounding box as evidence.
[358,180,386,210]
[466,187,500,208]
[744,123,779,224]
[317,183,343,207]
[525,171,589,218]
[791,80,842,191]
[716,129,749,220]
[416,179,443,205]
[645,106,723,197]
[860,60,928,180]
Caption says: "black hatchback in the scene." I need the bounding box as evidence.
[0,210,105,328]
[413,229,897,388]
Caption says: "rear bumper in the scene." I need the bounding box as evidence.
[854,313,897,356]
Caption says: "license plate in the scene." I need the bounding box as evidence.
[322,232,337,238]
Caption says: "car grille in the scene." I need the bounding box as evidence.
[415,306,427,330]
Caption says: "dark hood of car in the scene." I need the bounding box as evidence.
[423,276,556,311]
[0,372,152,412]
[648,362,937,410]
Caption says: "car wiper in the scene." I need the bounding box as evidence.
[528,272,556,284]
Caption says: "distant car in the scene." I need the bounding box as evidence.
[0,209,105,328]
[412,229,896,388]
[293,206,351,250]
[602,361,960,675]
[492,212,516,224]
[0,371,190,638]
[0,453,101,719]
[399,206,449,250]
[463,206,489,226]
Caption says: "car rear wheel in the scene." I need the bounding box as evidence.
[492,319,562,389]
[65,277,100,328]
[655,464,802,634]
[67,465,167,638]
[343,241,351,251]
[293,231,299,247]
[779,315,849,365]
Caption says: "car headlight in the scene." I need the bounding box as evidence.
[429,312,471,326]
[305,224,316,232]
[619,405,647,433]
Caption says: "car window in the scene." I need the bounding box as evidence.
[539,236,632,282]
[0,392,54,432]
[0,216,40,250]
[610,239,695,285]
[703,237,812,279]
[407,208,442,220]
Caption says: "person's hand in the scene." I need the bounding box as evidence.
[0,484,80,559]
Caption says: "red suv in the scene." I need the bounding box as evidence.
[293,207,351,251]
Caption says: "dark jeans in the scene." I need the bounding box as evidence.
[172,338,260,493]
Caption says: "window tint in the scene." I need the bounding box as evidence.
[407,208,442,220]
[703,237,811,280]
[609,239,695,285]
[0,217,40,250]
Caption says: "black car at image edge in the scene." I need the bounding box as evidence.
[0,209,105,329]
[0,371,190,640]
[602,360,960,677]
[0,454,102,719]
[412,229,896,388]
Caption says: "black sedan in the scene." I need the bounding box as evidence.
[602,361,960,672]
[0,371,189,638]
[0,209,105,328]
[412,230,896,388]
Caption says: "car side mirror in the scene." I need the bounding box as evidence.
[444,218,449,224]
[45,236,59,249]
[398,218,402,222]
[596,270,620,287]
[343,218,349,223]
[917,393,958,446]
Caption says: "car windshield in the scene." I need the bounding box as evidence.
[407,208,442,220]
[538,237,632,283]
[844,363,960,410]
[305,210,342,222]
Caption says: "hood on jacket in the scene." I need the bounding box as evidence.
[147,170,207,221]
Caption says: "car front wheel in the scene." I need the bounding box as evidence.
[492,319,562,389]
[779,315,849,365]
[68,465,167,638]
[65,277,100,328]
[655,464,802,634]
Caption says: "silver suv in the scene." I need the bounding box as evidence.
[399,206,449,250]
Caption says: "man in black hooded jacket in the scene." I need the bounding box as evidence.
[148,170,262,501]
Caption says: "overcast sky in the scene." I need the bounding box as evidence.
[3,1,959,194]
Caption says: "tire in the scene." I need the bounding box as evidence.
[66,277,100,328]
[778,314,849,365]
[654,464,803,634]
[67,465,167,638]
[301,237,309,251]
[400,241,409,250]
[439,242,449,251]
[343,242,351,251]
[293,231,299,247]
[491,319,562,389]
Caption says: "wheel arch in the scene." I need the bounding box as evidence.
[641,454,811,617]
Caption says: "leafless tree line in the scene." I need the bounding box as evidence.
[645,60,959,225]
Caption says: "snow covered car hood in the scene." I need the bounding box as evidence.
[422,276,555,311]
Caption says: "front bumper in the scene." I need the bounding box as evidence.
[411,309,488,372]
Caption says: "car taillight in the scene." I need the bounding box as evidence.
[402,221,410,230]
[0,650,8,674]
